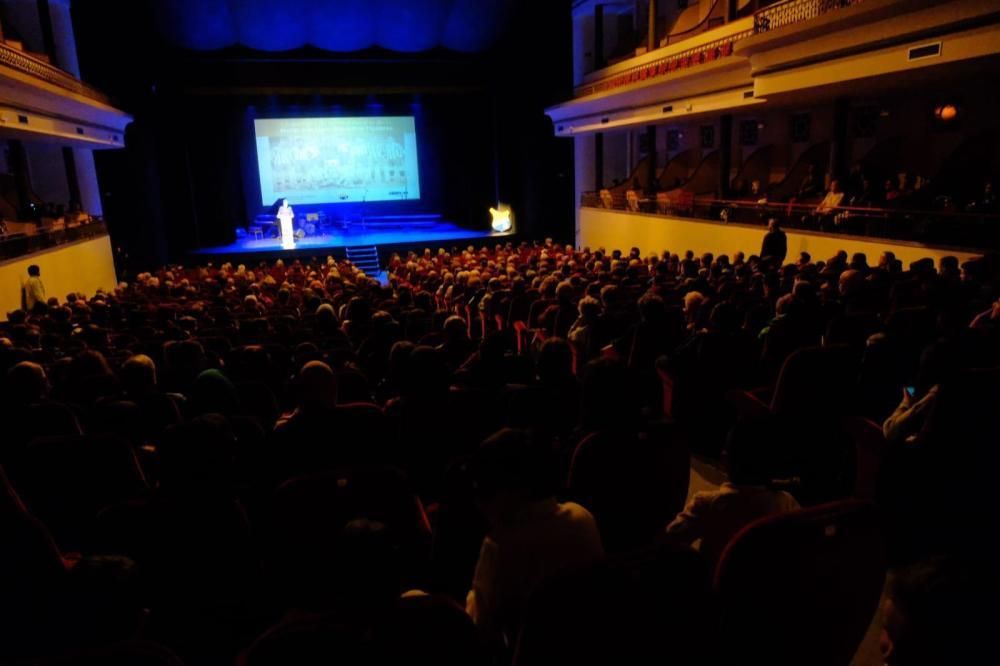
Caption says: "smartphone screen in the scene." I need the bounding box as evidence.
[905,386,917,398]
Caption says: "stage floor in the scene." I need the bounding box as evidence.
[192,222,500,256]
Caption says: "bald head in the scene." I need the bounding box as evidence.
[839,269,864,297]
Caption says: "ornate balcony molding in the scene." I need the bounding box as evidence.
[574,30,751,98]
[0,42,111,106]
[753,0,864,34]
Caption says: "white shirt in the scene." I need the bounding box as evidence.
[467,499,603,644]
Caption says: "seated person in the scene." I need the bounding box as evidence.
[816,180,845,215]
[812,180,845,229]
[466,428,604,647]
[881,558,992,666]
[665,419,799,567]
[848,177,876,207]
[965,180,995,213]
[796,164,821,200]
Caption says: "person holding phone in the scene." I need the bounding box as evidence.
[883,384,940,445]
[882,343,954,444]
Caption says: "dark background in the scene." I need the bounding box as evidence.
[71,0,575,267]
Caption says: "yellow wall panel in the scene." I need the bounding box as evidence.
[579,208,982,267]
[0,235,118,319]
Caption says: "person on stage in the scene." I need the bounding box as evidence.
[277,199,295,249]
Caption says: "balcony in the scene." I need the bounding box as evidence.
[0,40,110,105]
[0,219,108,262]
[0,40,130,149]
[573,0,871,100]
[575,20,752,99]
[580,194,1000,252]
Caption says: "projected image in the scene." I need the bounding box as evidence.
[254,116,421,206]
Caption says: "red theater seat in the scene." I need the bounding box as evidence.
[714,500,886,666]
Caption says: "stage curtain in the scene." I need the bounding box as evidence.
[442,0,511,52]
[153,0,236,50]
[308,0,378,52]
[376,0,452,53]
[233,0,313,51]
[150,0,510,53]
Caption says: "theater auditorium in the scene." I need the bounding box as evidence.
[1,0,999,664]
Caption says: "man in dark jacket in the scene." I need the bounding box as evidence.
[760,218,787,267]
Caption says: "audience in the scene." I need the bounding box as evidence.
[0,237,997,664]
[665,418,799,567]
[465,428,603,648]
[881,557,995,666]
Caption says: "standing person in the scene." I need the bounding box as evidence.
[23,265,46,314]
[760,218,787,267]
[276,199,295,249]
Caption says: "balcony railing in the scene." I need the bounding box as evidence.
[576,0,868,98]
[0,41,111,105]
[581,195,1000,251]
[0,220,108,261]
[753,0,863,34]
[576,29,751,97]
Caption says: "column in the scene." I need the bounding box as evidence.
[73,148,103,216]
[574,134,596,247]
[46,0,102,214]
[46,0,82,77]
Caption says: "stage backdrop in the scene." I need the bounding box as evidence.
[254,116,421,205]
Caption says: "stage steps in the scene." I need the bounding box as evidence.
[345,245,381,275]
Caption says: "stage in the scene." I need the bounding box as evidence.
[188,218,510,264]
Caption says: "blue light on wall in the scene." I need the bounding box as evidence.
[151,0,513,53]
